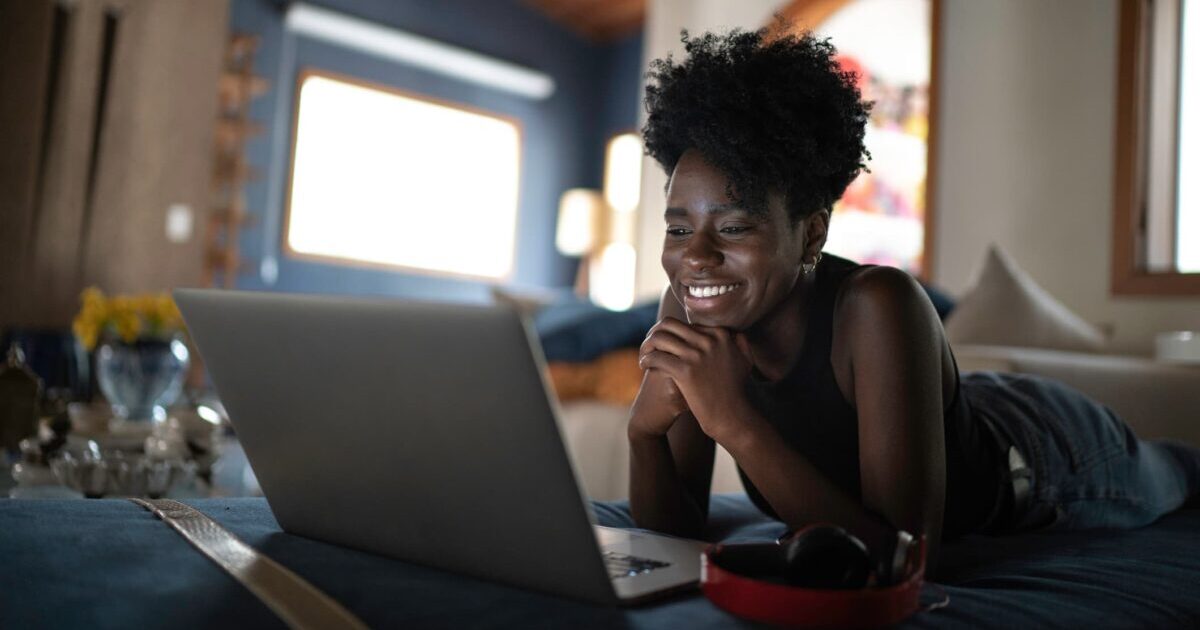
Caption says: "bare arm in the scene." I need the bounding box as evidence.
[724,424,900,560]
[628,289,716,538]
[843,267,946,569]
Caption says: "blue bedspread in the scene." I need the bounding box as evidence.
[2,495,1198,628]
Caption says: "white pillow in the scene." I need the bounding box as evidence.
[944,245,1108,353]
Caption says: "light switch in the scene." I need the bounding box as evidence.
[166,203,193,243]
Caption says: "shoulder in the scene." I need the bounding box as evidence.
[836,265,933,324]
[830,267,953,416]
[828,265,947,406]
[831,265,944,366]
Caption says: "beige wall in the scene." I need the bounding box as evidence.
[933,0,1200,355]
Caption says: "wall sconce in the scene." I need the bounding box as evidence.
[556,188,608,296]
[556,188,606,258]
[555,132,643,310]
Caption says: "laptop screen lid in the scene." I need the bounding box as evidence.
[175,289,617,604]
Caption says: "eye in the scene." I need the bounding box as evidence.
[666,226,692,237]
[720,225,752,235]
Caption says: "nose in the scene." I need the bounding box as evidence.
[683,231,723,272]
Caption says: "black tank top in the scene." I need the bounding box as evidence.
[735,254,1001,539]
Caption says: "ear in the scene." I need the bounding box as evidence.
[801,210,830,261]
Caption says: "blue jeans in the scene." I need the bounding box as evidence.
[963,372,1199,532]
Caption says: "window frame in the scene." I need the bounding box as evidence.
[1111,0,1200,295]
[280,67,524,282]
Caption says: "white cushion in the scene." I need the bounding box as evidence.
[945,245,1107,353]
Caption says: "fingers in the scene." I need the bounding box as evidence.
[690,323,732,343]
[639,349,686,377]
[643,317,749,374]
[653,317,716,349]
[643,368,685,402]
[664,317,744,348]
[640,328,701,361]
[734,332,754,363]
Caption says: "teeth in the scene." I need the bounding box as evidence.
[688,284,740,298]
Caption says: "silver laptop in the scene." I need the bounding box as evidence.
[175,289,707,605]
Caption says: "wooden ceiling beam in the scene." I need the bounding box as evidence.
[525,0,645,43]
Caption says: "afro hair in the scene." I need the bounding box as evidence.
[642,27,871,221]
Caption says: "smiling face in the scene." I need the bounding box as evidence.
[662,149,826,330]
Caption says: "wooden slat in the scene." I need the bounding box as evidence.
[921,0,943,282]
[525,0,644,42]
[217,72,268,111]
[211,156,261,184]
[227,33,259,58]
[1110,0,1200,295]
[587,0,644,41]
[205,27,268,289]
[213,117,264,146]
[208,206,257,228]
[771,0,851,34]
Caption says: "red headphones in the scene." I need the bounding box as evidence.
[701,524,943,628]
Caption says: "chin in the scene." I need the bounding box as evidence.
[683,309,745,330]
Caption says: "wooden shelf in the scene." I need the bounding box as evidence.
[205,32,267,290]
[217,73,268,109]
[214,117,264,146]
[210,158,261,184]
[226,34,260,60]
[208,206,257,227]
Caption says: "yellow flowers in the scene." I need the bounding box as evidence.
[72,287,184,350]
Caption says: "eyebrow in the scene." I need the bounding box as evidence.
[664,203,743,218]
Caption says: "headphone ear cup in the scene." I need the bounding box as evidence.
[710,542,790,580]
[782,525,873,589]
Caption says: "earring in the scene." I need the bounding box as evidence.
[802,252,823,276]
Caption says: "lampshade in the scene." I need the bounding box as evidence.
[556,188,607,256]
[603,133,643,215]
[589,242,637,310]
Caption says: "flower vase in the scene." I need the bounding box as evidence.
[96,337,190,424]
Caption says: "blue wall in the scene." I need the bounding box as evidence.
[599,32,644,140]
[228,0,643,302]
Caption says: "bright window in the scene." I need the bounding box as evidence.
[285,72,521,279]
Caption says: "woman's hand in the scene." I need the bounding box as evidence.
[627,320,714,538]
[639,317,762,446]
[628,367,689,439]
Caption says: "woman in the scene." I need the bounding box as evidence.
[625,28,1199,574]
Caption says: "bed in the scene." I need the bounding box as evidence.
[7,288,1197,626]
[2,495,1198,628]
[528,294,1200,627]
